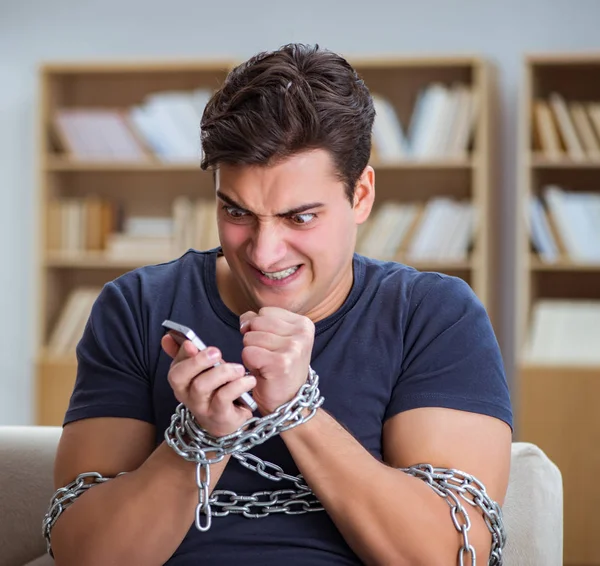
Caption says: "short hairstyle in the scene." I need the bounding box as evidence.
[200,43,375,203]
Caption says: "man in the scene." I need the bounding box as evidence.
[47,43,513,566]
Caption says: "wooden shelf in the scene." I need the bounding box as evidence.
[525,52,600,65]
[45,156,474,173]
[45,157,202,172]
[44,250,175,269]
[530,255,600,271]
[518,54,600,566]
[37,349,77,365]
[41,59,237,74]
[519,361,600,374]
[346,55,484,68]
[371,157,474,170]
[530,153,600,169]
[400,259,473,271]
[518,364,600,565]
[36,352,78,427]
[43,250,474,273]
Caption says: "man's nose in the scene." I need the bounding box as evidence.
[248,222,287,270]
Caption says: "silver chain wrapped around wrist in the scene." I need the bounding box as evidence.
[401,463,506,565]
[42,362,504,566]
[165,366,325,531]
[42,463,504,565]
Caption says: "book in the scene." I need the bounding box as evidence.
[53,108,150,161]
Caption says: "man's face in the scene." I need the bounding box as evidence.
[215,149,374,322]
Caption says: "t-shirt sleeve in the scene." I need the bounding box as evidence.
[384,273,513,430]
[63,276,154,427]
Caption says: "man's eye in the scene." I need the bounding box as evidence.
[223,206,247,218]
[291,213,316,225]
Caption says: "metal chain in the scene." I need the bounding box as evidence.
[210,488,324,518]
[164,366,325,531]
[401,463,506,566]
[42,366,505,566]
[42,464,504,565]
[42,471,126,557]
[42,465,504,565]
[213,451,324,517]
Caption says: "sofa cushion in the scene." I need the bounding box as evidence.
[0,426,62,566]
[23,555,54,566]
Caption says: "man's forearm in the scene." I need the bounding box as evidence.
[281,410,474,566]
[51,441,228,566]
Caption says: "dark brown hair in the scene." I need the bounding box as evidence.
[200,43,375,203]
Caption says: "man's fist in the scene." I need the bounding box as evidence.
[240,307,315,414]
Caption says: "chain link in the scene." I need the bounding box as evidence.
[42,471,126,557]
[401,463,506,565]
[42,365,505,566]
[234,451,312,490]
[210,488,323,518]
[164,366,324,532]
[42,463,504,565]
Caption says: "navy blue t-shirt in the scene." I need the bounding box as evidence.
[65,248,513,565]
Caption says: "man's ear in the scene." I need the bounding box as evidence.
[353,165,375,224]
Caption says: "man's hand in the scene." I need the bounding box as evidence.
[161,335,256,437]
[240,307,315,414]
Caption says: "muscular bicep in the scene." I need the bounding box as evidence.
[54,417,156,489]
[382,407,512,504]
[383,407,512,563]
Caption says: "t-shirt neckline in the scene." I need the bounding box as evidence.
[203,248,366,335]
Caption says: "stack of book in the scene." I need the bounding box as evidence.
[51,88,213,162]
[533,92,600,160]
[51,83,478,164]
[523,299,600,365]
[46,196,117,253]
[46,196,220,259]
[356,197,475,262]
[46,287,102,356]
[371,82,478,162]
[103,197,220,259]
[528,185,600,264]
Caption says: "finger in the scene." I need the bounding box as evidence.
[257,306,310,325]
[241,346,282,377]
[239,311,258,333]
[161,334,200,362]
[242,330,288,352]
[241,315,297,337]
[211,374,257,413]
[161,334,180,359]
[168,347,222,393]
[173,339,201,364]
[188,362,247,406]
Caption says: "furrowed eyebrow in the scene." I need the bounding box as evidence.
[216,190,323,217]
[216,191,249,212]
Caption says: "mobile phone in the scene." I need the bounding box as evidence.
[161,319,258,412]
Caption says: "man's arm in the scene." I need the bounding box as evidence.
[50,416,230,566]
[281,406,512,566]
[50,333,254,566]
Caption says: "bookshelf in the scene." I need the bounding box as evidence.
[517,54,600,566]
[35,56,497,430]
[36,60,235,426]
[351,56,496,317]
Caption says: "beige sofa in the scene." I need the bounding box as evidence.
[0,426,563,566]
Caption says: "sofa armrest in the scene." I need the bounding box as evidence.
[0,426,62,566]
[503,441,563,566]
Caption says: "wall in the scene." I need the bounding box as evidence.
[0,0,599,424]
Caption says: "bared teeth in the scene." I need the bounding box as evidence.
[261,266,299,280]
